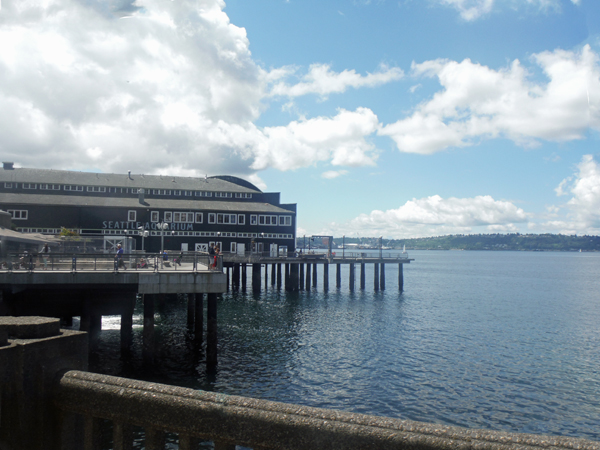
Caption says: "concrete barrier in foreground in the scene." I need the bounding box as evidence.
[1,316,599,450]
[56,370,600,450]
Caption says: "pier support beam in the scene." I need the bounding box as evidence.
[265,263,269,287]
[232,264,240,290]
[398,263,404,292]
[120,295,135,353]
[226,266,230,291]
[252,263,261,292]
[206,293,218,367]
[194,293,204,343]
[241,264,247,291]
[289,264,299,291]
[187,293,195,328]
[299,264,305,290]
[360,263,366,290]
[349,263,355,291]
[276,264,282,288]
[323,263,329,291]
[271,264,276,286]
[305,264,311,289]
[336,264,341,288]
[374,264,380,291]
[143,294,155,366]
[380,263,386,291]
[312,263,318,288]
[284,264,290,291]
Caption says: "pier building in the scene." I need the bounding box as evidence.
[0,162,296,255]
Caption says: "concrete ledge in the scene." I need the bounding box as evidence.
[0,316,61,339]
[57,370,600,450]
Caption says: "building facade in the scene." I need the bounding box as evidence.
[0,162,296,254]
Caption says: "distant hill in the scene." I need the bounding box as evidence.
[302,234,600,251]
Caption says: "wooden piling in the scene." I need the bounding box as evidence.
[360,263,366,290]
[380,263,385,290]
[252,263,261,292]
[206,293,218,367]
[194,293,204,343]
[299,264,305,290]
[336,264,341,288]
[241,264,247,291]
[374,263,380,291]
[349,263,355,291]
[276,264,282,288]
[323,263,329,291]
[143,294,155,365]
[398,263,404,291]
[305,263,311,289]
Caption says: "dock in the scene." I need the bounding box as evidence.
[223,251,414,292]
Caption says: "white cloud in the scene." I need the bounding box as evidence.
[0,0,391,178]
[322,170,348,179]
[326,194,528,238]
[435,0,580,21]
[270,63,404,99]
[554,154,600,232]
[248,108,380,171]
[380,45,600,154]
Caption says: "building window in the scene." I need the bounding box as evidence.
[87,186,106,193]
[64,185,84,191]
[164,212,172,222]
[173,212,194,223]
[173,190,181,196]
[195,213,203,223]
[238,215,245,225]
[151,211,159,222]
[128,210,136,222]
[40,184,61,190]
[4,182,12,188]
[258,215,278,225]
[8,210,28,220]
[184,191,193,197]
[250,215,257,225]
[208,213,216,224]
[23,183,36,189]
[279,216,292,226]
[215,192,232,198]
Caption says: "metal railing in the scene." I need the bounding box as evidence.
[2,252,223,273]
[55,370,599,450]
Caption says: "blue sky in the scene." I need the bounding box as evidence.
[1,0,600,238]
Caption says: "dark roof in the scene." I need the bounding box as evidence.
[0,193,294,214]
[0,167,262,193]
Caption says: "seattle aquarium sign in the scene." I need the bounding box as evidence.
[102,221,194,231]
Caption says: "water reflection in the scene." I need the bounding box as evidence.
[88,252,600,441]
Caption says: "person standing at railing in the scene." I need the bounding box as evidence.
[208,243,215,270]
[40,243,50,270]
[115,243,126,270]
[212,246,220,270]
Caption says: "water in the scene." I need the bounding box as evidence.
[90,250,600,441]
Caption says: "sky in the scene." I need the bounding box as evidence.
[1,0,600,238]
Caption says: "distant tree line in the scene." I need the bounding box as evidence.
[299,234,600,251]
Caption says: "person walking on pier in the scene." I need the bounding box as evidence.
[40,243,50,270]
[116,243,126,270]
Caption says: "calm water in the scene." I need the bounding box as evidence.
[92,250,600,441]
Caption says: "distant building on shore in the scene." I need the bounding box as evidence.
[0,162,296,254]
